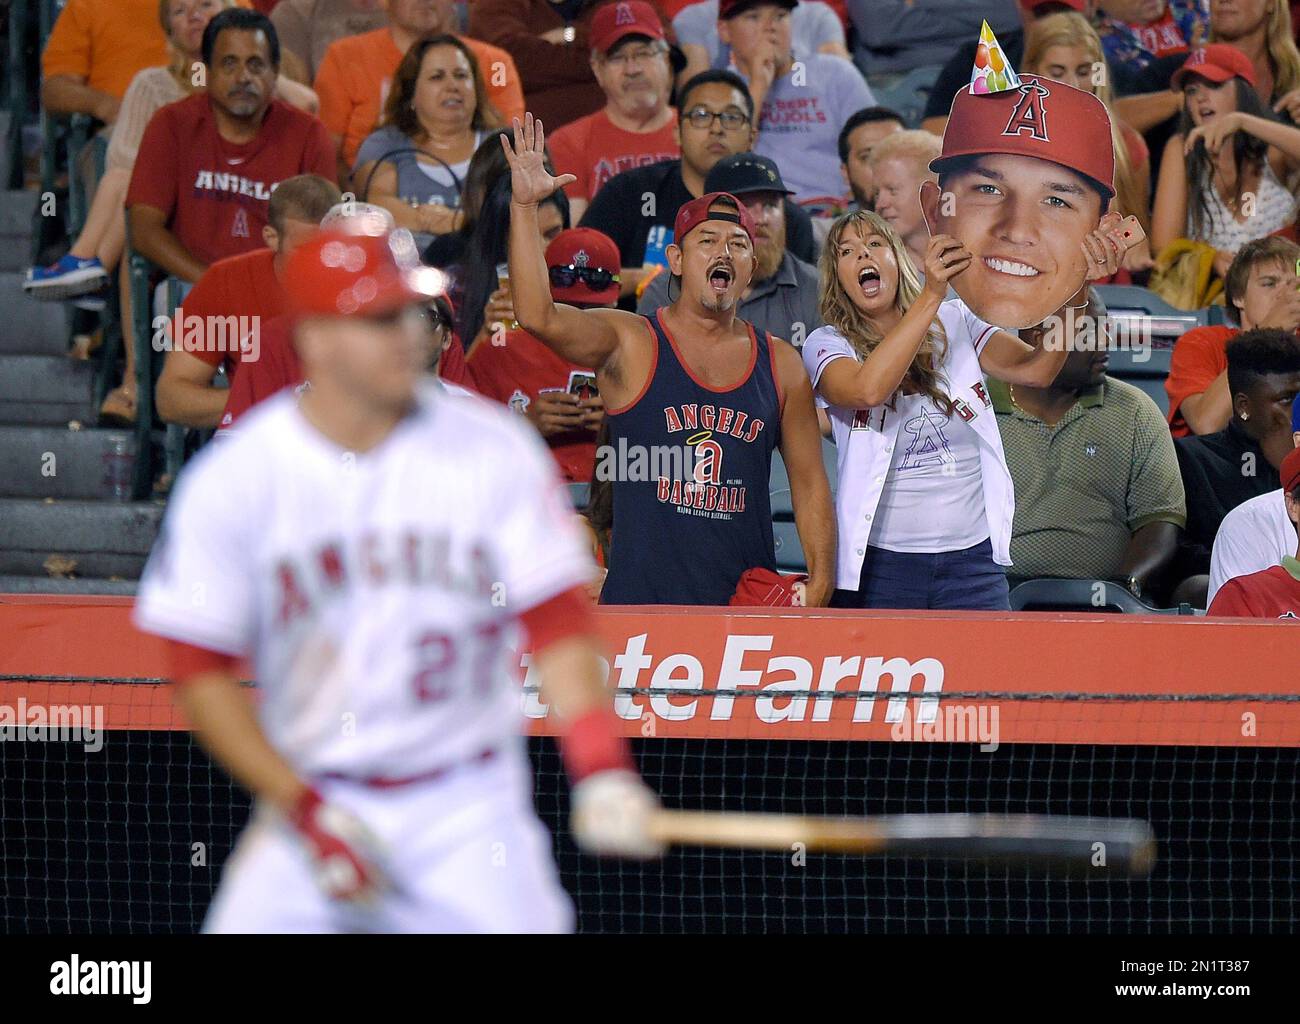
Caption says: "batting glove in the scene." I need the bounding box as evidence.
[570,769,666,859]
[288,787,390,903]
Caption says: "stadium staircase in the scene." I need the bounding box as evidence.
[0,165,160,596]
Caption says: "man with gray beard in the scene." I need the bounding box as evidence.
[637,153,821,348]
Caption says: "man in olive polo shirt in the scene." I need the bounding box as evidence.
[991,292,1186,605]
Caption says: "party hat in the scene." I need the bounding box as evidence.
[969,20,1022,95]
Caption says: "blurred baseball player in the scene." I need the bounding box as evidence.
[132,222,662,933]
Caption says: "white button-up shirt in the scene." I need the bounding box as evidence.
[803,298,1017,591]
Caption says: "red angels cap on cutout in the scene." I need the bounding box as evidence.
[590,1,665,54]
[1172,44,1257,91]
[673,192,757,247]
[283,227,445,317]
[930,74,1115,199]
[546,227,621,305]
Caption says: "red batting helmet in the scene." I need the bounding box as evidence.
[930,74,1115,200]
[282,227,445,318]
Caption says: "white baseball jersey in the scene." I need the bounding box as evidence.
[803,298,1017,590]
[133,379,594,779]
[1208,488,1294,604]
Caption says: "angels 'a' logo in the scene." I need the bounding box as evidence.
[573,249,590,267]
[508,388,530,413]
[615,2,635,25]
[1001,83,1051,143]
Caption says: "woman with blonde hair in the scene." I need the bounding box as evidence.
[24,0,317,422]
[804,210,1119,610]
[353,34,502,251]
[1023,10,1154,273]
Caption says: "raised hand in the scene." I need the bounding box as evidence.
[1184,111,1245,157]
[500,113,577,207]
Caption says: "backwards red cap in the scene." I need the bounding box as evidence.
[1282,446,1300,494]
[283,227,444,317]
[931,74,1115,199]
[590,1,665,53]
[673,192,757,247]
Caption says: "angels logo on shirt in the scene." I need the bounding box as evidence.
[232,208,250,239]
[508,389,530,413]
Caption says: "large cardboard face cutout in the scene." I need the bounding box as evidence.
[928,72,1125,330]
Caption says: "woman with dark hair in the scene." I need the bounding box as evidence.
[451,173,568,351]
[353,34,502,249]
[422,128,512,268]
[1153,44,1300,280]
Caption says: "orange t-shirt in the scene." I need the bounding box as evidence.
[1165,324,1239,437]
[42,0,170,100]
[547,108,680,203]
[314,28,525,167]
[41,0,254,100]
[177,248,285,378]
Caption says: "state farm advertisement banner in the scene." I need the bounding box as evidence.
[1,599,1296,747]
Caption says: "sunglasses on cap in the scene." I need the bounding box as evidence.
[548,264,620,291]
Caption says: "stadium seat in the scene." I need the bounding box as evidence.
[772,518,806,573]
[868,64,944,129]
[770,438,839,517]
[1007,577,1197,614]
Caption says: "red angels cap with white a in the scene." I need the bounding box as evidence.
[590,1,665,54]
[930,74,1115,200]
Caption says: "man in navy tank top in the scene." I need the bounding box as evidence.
[502,113,835,606]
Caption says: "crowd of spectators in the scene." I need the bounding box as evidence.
[17,0,1300,617]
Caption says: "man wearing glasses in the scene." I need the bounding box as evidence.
[548,2,682,223]
[580,69,816,303]
[467,227,621,483]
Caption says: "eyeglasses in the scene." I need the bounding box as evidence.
[682,107,750,131]
[603,44,667,69]
[549,265,620,290]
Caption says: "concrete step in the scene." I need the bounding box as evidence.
[0,353,97,426]
[0,574,139,596]
[0,498,163,582]
[0,425,136,499]
[0,271,71,354]
[0,189,38,271]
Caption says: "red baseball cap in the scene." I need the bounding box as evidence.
[1020,0,1085,12]
[673,192,757,247]
[931,74,1115,199]
[590,1,665,53]
[1172,44,1257,90]
[1282,445,1300,494]
[546,227,621,306]
[283,227,445,318]
[720,0,797,16]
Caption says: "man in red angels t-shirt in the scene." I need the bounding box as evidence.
[126,8,336,283]
[466,227,617,483]
[545,2,680,223]
[1208,446,1300,618]
[155,175,343,429]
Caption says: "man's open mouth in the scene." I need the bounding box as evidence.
[708,264,734,293]
[857,266,882,297]
[984,257,1041,279]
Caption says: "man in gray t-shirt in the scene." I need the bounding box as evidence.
[716,0,874,202]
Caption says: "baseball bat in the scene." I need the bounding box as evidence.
[646,811,1157,875]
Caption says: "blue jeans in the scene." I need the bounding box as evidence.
[830,538,1011,611]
